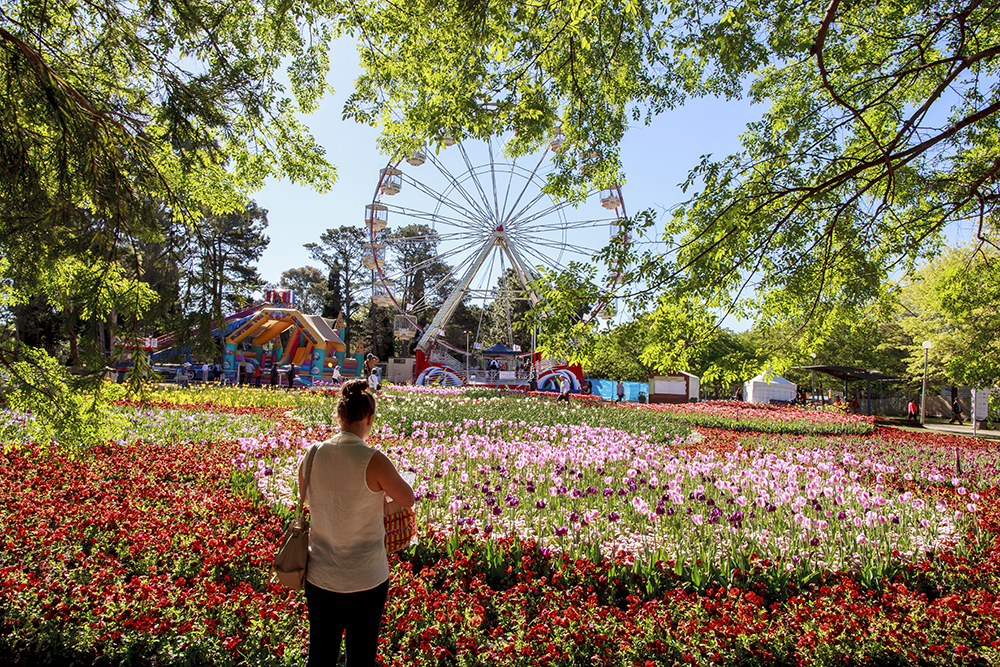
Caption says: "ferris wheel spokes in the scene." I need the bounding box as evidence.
[415,232,504,352]
[486,137,501,218]
[510,238,576,275]
[456,142,496,221]
[505,189,607,234]
[524,218,618,233]
[379,225,478,247]
[399,172,494,231]
[381,237,486,288]
[496,146,550,227]
[423,150,496,224]
[389,237,505,316]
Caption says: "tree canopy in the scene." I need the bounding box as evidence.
[279,266,328,315]
[0,0,338,441]
[6,0,1000,441]
[343,0,1000,378]
[895,244,1000,389]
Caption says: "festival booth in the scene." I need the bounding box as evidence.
[743,373,798,404]
[479,342,520,383]
[648,371,700,404]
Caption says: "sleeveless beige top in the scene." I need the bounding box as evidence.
[302,432,388,592]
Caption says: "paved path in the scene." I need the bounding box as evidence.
[879,418,1000,439]
[921,422,1000,439]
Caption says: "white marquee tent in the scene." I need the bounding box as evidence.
[743,373,797,404]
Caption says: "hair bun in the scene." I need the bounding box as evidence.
[336,378,377,423]
[341,378,369,396]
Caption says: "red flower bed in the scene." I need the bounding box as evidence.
[380,543,1000,667]
[0,439,308,666]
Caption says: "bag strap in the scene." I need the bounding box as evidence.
[295,445,318,522]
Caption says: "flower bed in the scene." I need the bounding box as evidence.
[267,393,977,594]
[648,400,877,435]
[2,392,998,666]
[0,438,308,666]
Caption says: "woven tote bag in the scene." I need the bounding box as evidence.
[383,500,416,553]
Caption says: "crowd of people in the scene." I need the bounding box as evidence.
[156,351,391,393]
[168,358,352,391]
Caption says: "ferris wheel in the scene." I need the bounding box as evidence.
[364,130,626,357]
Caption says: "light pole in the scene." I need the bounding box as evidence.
[809,352,816,403]
[920,340,932,425]
[465,331,471,379]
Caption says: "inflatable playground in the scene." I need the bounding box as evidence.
[222,297,367,387]
[115,291,370,388]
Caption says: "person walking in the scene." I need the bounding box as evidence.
[616,380,625,403]
[949,397,964,425]
[363,354,378,377]
[287,364,297,390]
[556,376,571,403]
[906,399,918,422]
[332,364,342,386]
[201,362,209,384]
[269,364,279,389]
[254,362,263,388]
[368,368,380,393]
[299,379,414,667]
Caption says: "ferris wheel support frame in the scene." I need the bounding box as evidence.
[415,226,538,353]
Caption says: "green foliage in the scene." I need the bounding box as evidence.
[934,245,1000,388]
[1,347,127,450]
[896,252,959,390]
[279,266,328,315]
[518,262,604,363]
[341,0,1000,381]
[582,320,654,382]
[344,0,681,200]
[580,306,762,386]
[305,225,369,348]
[1,0,342,439]
[184,202,271,319]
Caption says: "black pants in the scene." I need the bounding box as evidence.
[305,578,389,667]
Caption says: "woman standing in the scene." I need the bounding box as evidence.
[299,379,414,666]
